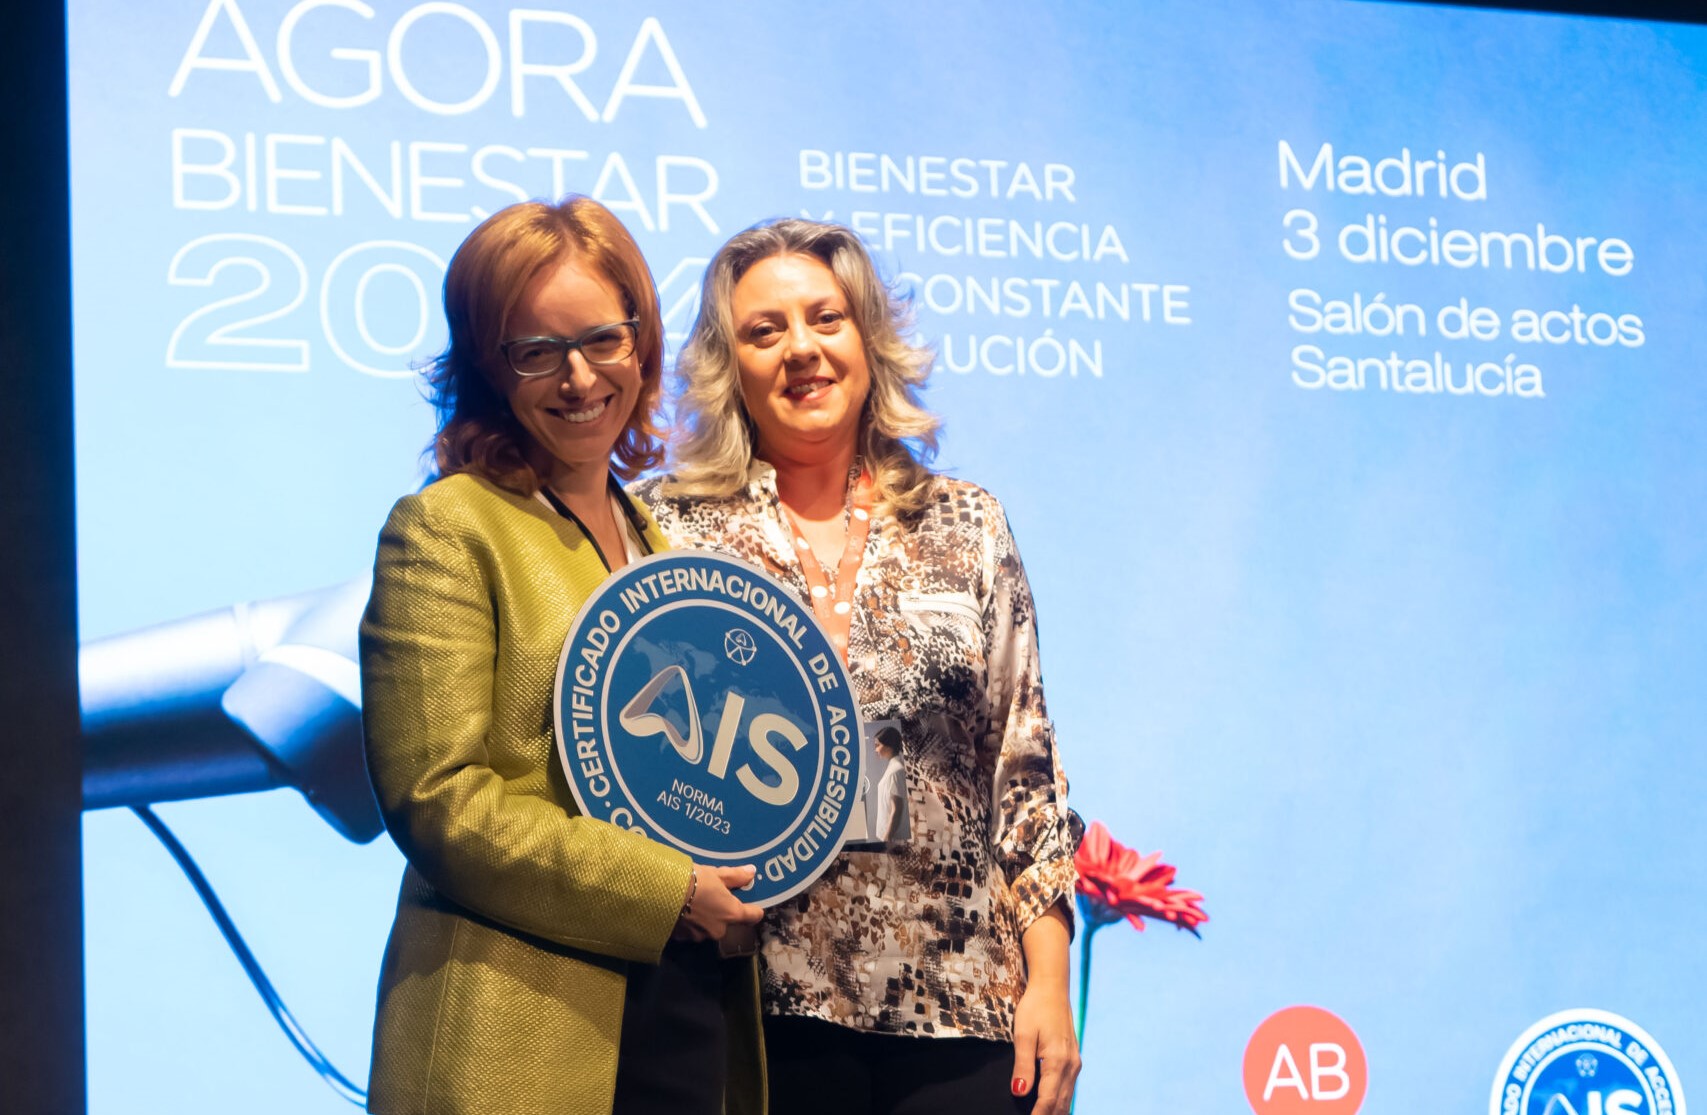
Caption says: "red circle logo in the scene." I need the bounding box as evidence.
[1242,1006,1368,1115]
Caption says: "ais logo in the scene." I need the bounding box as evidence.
[1491,1009,1686,1115]
[1243,1006,1367,1114]
[555,552,862,907]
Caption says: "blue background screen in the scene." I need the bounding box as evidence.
[69,2,1707,1111]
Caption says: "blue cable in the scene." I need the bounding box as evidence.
[131,805,368,1107]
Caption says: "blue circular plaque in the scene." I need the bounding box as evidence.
[1490,1009,1687,1115]
[555,551,864,907]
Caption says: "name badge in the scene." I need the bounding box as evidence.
[555,552,864,907]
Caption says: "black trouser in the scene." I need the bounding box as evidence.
[765,1014,1038,1115]
[611,940,730,1115]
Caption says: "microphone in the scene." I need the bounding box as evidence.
[80,578,383,843]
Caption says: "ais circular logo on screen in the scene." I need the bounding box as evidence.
[555,552,863,907]
[1490,1009,1686,1115]
[1242,1005,1367,1114]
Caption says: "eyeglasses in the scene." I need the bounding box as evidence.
[499,320,640,377]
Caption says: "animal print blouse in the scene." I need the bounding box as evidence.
[633,463,1077,1039]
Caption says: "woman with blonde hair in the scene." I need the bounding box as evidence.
[360,195,765,1115]
[636,218,1081,1115]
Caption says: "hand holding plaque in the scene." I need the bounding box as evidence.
[671,864,763,951]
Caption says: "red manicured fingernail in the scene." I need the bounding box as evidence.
[1012,1078,1028,1096]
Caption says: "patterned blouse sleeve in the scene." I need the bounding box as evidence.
[979,492,1079,936]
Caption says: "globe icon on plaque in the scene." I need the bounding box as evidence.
[723,627,758,666]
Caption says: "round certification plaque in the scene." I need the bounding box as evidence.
[554,551,864,907]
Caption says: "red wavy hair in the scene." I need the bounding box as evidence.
[426,196,664,492]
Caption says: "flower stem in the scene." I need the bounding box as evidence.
[1075,921,1099,1048]
[1071,924,1099,1115]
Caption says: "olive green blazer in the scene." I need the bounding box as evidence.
[360,472,764,1115]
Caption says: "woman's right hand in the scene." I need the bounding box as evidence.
[672,864,764,942]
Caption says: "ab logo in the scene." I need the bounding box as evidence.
[1490,1009,1686,1115]
[1243,1006,1368,1114]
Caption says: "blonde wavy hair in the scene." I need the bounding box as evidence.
[664,219,940,515]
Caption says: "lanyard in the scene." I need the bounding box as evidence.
[537,477,653,572]
[779,471,873,664]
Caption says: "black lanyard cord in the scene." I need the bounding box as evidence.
[538,477,654,572]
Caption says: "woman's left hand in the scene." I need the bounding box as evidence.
[1013,903,1080,1114]
[1013,987,1079,1114]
